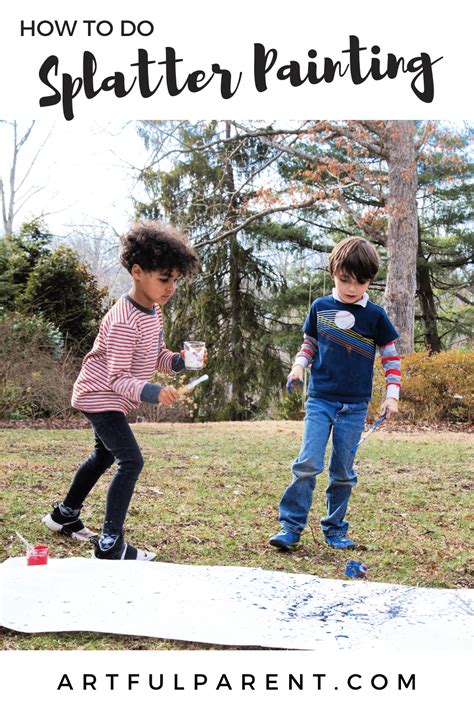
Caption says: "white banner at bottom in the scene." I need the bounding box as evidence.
[0,649,471,711]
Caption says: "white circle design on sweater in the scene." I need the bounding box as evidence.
[334,310,355,330]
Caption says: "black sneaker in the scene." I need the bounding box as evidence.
[42,503,97,542]
[93,534,156,561]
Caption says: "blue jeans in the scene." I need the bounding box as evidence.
[278,397,368,538]
[63,411,144,536]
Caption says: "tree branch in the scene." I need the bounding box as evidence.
[194,196,323,248]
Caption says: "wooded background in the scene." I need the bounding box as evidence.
[0,120,472,421]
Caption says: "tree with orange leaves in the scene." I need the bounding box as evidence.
[229,120,471,353]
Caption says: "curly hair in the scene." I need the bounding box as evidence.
[120,220,200,277]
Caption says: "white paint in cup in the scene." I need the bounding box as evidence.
[183,341,205,370]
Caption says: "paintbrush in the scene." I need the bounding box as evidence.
[178,374,209,395]
[15,530,33,554]
[351,412,387,453]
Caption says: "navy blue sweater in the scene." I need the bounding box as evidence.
[303,295,399,403]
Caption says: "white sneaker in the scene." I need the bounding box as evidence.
[42,503,97,542]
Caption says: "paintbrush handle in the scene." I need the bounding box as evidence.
[15,531,32,550]
[353,412,387,451]
[178,374,209,396]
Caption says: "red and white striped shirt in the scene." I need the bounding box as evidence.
[72,295,178,414]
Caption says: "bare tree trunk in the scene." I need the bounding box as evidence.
[0,120,41,236]
[384,121,418,355]
[416,221,442,353]
[223,121,246,419]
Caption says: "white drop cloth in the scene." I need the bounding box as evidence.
[1,557,472,650]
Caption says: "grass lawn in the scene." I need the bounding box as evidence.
[0,420,472,650]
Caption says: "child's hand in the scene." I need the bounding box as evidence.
[382,397,398,419]
[158,386,180,405]
[287,365,304,394]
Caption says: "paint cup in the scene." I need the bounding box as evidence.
[345,560,368,579]
[183,341,206,370]
[27,545,49,566]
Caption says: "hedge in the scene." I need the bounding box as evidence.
[370,350,473,423]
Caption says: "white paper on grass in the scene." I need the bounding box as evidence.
[1,557,472,650]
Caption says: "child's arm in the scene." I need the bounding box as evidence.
[379,340,401,418]
[105,323,178,405]
[156,337,185,375]
[157,339,208,374]
[287,334,318,393]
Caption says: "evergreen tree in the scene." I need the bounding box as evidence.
[243,120,472,352]
[21,245,108,354]
[0,219,52,308]
[136,120,312,419]
[415,124,473,349]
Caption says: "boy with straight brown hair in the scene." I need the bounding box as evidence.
[270,236,401,551]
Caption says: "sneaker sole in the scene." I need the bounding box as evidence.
[42,513,98,542]
[325,540,357,550]
[92,547,156,562]
[269,538,297,551]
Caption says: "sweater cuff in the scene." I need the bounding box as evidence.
[293,356,310,369]
[386,384,400,400]
[171,354,185,373]
[140,383,162,404]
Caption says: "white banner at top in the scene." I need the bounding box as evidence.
[0,0,471,120]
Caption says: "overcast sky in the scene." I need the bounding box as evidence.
[0,119,149,239]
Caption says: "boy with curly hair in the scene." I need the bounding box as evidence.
[43,221,200,560]
[270,236,401,551]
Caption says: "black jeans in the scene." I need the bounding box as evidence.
[63,411,144,536]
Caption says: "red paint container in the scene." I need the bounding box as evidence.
[27,545,49,566]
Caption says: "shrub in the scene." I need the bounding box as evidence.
[370,350,473,422]
[273,388,305,421]
[20,245,108,355]
[0,313,79,419]
[0,312,64,357]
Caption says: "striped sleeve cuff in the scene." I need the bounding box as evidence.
[386,383,400,400]
[293,335,318,369]
[294,355,310,368]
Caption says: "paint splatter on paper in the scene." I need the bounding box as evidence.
[1,557,472,650]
